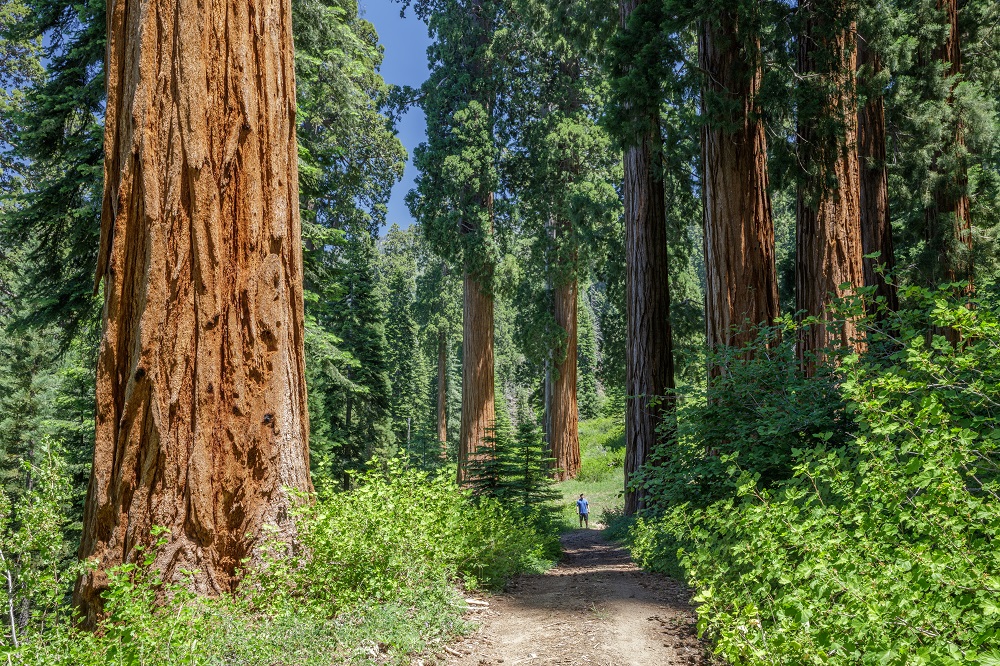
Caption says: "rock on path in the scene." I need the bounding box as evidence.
[429,529,711,666]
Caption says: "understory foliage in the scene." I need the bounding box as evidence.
[0,460,555,665]
[629,289,1000,665]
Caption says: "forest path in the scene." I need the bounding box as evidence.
[432,529,711,666]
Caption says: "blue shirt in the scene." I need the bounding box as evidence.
[576,498,589,514]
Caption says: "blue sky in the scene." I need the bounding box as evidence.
[360,0,432,229]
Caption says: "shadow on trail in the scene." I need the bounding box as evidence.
[440,527,711,666]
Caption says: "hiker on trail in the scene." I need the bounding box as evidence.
[576,494,589,529]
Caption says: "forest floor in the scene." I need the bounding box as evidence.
[426,528,712,666]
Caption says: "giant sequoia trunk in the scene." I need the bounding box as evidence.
[857,38,898,315]
[77,0,311,625]
[795,0,865,374]
[926,0,973,291]
[699,11,779,367]
[455,0,497,484]
[621,0,675,517]
[458,268,495,483]
[550,278,580,480]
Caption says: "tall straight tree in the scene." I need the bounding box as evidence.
[403,0,501,483]
[699,4,779,363]
[614,0,676,515]
[76,0,312,623]
[857,31,898,314]
[925,0,973,291]
[795,0,865,373]
[504,0,619,480]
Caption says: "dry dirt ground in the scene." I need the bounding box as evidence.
[423,529,711,666]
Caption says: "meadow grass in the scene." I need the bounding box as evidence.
[553,416,625,530]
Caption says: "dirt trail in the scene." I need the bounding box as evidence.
[433,529,710,666]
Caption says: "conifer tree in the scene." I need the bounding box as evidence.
[857,21,898,314]
[331,232,395,476]
[400,0,502,482]
[795,0,865,373]
[698,2,779,363]
[611,0,677,514]
[382,225,430,450]
[415,257,462,459]
[577,291,602,420]
[76,0,311,622]
[503,0,620,480]
[1,0,104,332]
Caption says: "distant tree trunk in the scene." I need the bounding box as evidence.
[857,37,898,315]
[926,0,973,292]
[456,0,497,485]
[458,267,495,484]
[550,278,580,480]
[437,327,448,456]
[77,0,311,626]
[795,0,865,375]
[699,10,779,369]
[621,0,675,517]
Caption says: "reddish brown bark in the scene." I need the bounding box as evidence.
[857,38,899,315]
[699,11,779,367]
[77,0,311,625]
[795,2,866,374]
[437,327,448,456]
[550,279,580,481]
[926,0,973,291]
[621,0,675,518]
[458,268,495,484]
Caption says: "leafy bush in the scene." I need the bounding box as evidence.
[637,319,851,509]
[2,458,556,664]
[631,288,1000,665]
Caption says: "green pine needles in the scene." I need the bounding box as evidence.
[467,403,560,515]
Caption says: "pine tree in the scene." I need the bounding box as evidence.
[382,225,430,451]
[1,0,104,332]
[331,232,395,477]
[467,400,557,513]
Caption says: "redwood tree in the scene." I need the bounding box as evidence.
[616,0,676,515]
[926,0,973,291]
[699,7,779,364]
[857,35,899,314]
[795,0,865,373]
[403,0,500,483]
[76,0,311,622]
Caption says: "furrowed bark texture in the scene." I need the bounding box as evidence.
[458,268,495,484]
[437,327,448,454]
[857,38,898,315]
[551,279,580,481]
[795,2,865,374]
[926,0,973,291]
[621,0,675,517]
[699,12,779,367]
[77,0,311,625]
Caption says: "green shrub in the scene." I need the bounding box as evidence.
[630,288,1000,665]
[2,457,556,664]
[637,318,851,510]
